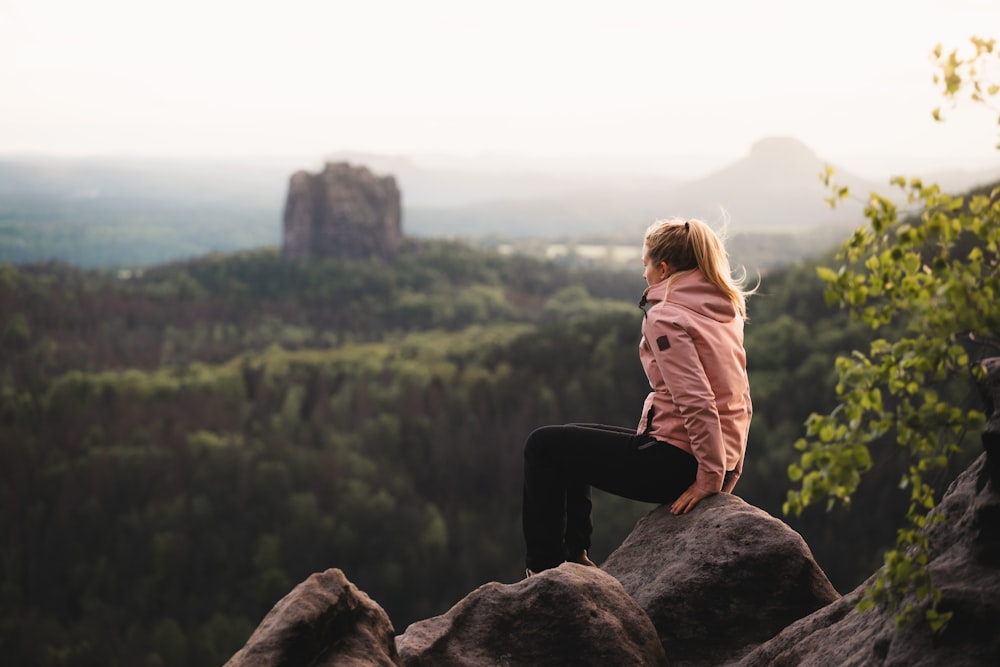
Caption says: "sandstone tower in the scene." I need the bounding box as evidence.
[281,162,403,261]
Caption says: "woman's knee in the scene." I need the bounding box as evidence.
[523,425,564,462]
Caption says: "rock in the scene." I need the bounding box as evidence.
[224,568,399,667]
[395,563,668,667]
[282,162,403,261]
[600,493,840,666]
[737,451,1000,666]
[980,357,1000,488]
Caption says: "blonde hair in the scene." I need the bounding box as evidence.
[644,217,754,318]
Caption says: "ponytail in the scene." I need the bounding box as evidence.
[644,217,755,318]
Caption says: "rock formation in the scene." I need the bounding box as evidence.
[737,451,1000,667]
[736,357,1000,667]
[223,496,838,667]
[223,568,398,667]
[600,494,840,666]
[282,162,403,261]
[982,356,1000,489]
[395,564,668,666]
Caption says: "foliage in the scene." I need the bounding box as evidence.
[0,238,920,666]
[785,36,1000,630]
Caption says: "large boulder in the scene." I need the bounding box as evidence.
[600,493,840,666]
[739,358,1000,667]
[737,450,1000,666]
[395,563,668,667]
[282,162,403,261]
[224,568,399,667]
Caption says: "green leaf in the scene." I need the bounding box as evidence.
[816,266,838,283]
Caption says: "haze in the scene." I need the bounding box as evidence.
[3,0,1000,179]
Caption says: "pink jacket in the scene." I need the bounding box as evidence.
[637,268,752,493]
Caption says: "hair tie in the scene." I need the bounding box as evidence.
[684,221,690,232]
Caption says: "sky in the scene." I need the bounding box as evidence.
[2,0,1000,177]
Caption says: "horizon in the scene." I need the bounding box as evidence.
[4,0,1000,180]
[3,134,999,185]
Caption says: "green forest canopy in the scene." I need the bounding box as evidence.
[2,232,987,666]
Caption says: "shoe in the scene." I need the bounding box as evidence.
[568,549,597,567]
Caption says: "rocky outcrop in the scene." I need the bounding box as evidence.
[282,162,403,261]
[225,497,838,667]
[736,358,1000,667]
[223,568,398,667]
[395,564,668,666]
[601,494,840,666]
[981,357,1000,488]
[736,451,1000,667]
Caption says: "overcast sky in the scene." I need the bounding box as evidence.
[3,0,999,177]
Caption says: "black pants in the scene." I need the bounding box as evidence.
[522,423,698,572]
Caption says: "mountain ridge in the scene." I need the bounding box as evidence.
[403,136,881,237]
[2,139,998,267]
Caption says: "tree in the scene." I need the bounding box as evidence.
[785,36,1000,630]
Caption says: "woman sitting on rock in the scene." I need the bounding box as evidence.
[522,217,754,576]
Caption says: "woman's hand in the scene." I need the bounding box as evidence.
[670,483,715,515]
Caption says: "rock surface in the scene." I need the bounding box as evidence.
[224,568,398,667]
[600,493,840,666]
[282,162,403,261]
[395,563,668,667]
[981,357,1000,488]
[737,451,1000,666]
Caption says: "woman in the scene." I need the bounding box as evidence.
[522,218,753,575]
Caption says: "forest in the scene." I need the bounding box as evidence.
[0,235,985,666]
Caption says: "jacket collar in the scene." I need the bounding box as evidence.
[638,269,697,315]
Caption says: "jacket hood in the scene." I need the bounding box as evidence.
[641,268,737,323]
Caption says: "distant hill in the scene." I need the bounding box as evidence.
[922,165,1000,193]
[0,157,289,267]
[323,151,668,208]
[2,142,998,268]
[653,136,878,230]
[400,137,970,239]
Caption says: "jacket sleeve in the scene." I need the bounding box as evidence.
[725,391,751,492]
[645,311,727,493]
